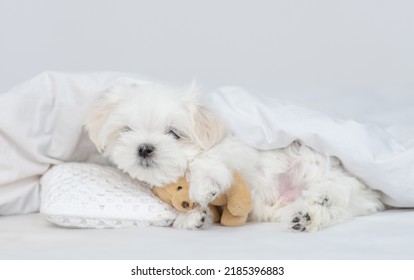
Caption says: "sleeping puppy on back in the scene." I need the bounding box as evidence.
[85,83,384,231]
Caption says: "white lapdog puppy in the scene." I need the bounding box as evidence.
[85,83,384,232]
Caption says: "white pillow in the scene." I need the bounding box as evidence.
[40,163,177,228]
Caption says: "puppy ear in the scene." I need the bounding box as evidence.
[84,88,123,152]
[189,103,228,151]
[180,83,227,150]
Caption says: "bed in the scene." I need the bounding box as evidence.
[1,72,413,260]
[0,209,413,260]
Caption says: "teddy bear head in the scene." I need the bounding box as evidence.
[152,177,195,212]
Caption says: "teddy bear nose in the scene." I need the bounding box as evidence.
[138,144,155,158]
[182,201,190,209]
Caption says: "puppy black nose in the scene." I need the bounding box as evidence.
[138,144,155,158]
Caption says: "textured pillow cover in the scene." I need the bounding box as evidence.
[40,163,177,228]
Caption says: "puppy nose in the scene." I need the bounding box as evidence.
[138,144,155,158]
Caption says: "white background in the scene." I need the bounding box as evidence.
[0,0,413,95]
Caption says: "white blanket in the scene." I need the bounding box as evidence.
[1,72,413,215]
[203,87,414,207]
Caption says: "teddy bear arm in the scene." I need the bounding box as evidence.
[226,182,253,216]
[221,207,248,227]
[208,205,221,223]
[210,193,227,206]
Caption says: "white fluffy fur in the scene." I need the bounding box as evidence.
[85,84,385,231]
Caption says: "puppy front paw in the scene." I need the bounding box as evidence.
[189,180,223,207]
[172,209,208,230]
[188,164,232,207]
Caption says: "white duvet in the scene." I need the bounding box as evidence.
[1,72,413,215]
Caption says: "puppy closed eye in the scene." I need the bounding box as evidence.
[120,126,133,133]
[166,128,181,140]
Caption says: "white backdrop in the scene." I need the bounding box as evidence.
[0,0,413,95]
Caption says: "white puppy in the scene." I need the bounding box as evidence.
[85,83,384,231]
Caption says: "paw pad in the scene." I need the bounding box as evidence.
[291,212,312,232]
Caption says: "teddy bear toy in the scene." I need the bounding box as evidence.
[152,172,252,227]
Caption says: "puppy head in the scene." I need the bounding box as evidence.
[84,83,227,186]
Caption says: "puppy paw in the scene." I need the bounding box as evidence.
[189,180,223,207]
[281,196,350,232]
[188,159,232,207]
[290,212,312,232]
[172,209,208,230]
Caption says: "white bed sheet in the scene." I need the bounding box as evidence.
[0,210,413,260]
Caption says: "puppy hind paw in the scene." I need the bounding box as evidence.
[291,212,312,232]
